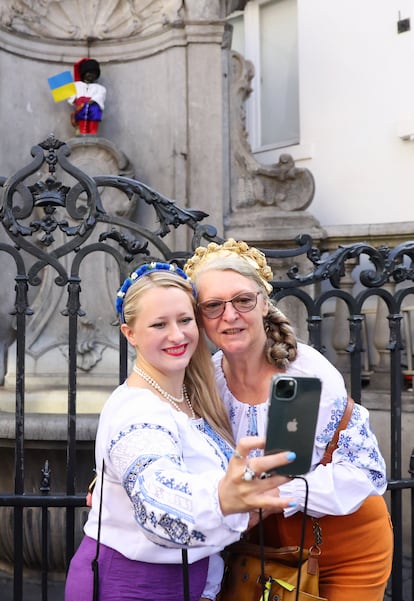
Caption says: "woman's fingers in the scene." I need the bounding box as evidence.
[233,435,296,480]
[235,435,265,456]
[218,473,294,516]
[219,438,297,516]
[249,451,296,480]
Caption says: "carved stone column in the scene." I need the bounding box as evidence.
[223,51,324,333]
[331,259,357,376]
[372,281,397,389]
[225,51,322,245]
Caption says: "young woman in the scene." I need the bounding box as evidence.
[185,239,394,601]
[64,262,295,601]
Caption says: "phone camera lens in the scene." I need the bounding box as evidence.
[276,378,296,399]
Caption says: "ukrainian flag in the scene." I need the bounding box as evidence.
[48,71,77,102]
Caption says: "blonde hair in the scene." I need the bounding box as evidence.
[185,239,274,294]
[184,239,298,369]
[122,270,234,445]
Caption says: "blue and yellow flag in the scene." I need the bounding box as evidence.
[48,71,76,102]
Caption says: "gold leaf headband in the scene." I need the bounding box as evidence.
[184,238,274,294]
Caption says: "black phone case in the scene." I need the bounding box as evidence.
[264,375,322,477]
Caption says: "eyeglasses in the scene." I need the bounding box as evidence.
[197,291,261,319]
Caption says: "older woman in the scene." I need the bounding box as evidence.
[185,240,393,601]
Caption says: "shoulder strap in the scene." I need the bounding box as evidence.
[320,397,355,466]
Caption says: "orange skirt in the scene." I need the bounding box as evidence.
[265,496,393,601]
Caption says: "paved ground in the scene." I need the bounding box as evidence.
[0,557,412,600]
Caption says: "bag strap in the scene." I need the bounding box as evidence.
[91,459,105,601]
[320,396,355,466]
[88,460,191,601]
[182,549,190,601]
[306,397,355,575]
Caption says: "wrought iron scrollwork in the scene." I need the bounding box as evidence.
[270,239,414,291]
[2,134,414,295]
[0,135,223,280]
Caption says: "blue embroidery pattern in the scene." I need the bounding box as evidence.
[156,473,192,495]
[316,397,350,446]
[228,404,237,426]
[201,421,234,465]
[316,397,386,489]
[246,405,258,436]
[109,422,178,453]
[128,480,206,546]
[115,421,218,546]
[159,514,206,544]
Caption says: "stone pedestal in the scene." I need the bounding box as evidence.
[0,413,97,571]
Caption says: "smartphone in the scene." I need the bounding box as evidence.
[263,375,322,477]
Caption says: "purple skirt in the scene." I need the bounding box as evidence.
[65,536,209,601]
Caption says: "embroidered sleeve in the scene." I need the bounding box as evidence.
[316,397,387,489]
[108,420,245,548]
[280,395,388,517]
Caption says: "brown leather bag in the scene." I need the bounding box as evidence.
[217,540,327,601]
[217,398,355,601]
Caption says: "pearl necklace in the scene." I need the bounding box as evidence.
[133,365,196,419]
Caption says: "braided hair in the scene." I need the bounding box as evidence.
[264,302,297,369]
[184,240,298,368]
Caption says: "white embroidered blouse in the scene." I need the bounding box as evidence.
[84,382,247,577]
[213,342,388,519]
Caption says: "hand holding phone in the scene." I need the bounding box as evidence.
[264,375,321,477]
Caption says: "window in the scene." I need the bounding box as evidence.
[228,0,299,153]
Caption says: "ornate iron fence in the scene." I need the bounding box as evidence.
[0,135,412,600]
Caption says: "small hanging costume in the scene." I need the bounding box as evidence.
[68,58,106,135]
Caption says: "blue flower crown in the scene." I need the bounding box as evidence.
[115,261,196,323]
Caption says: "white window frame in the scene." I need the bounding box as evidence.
[229,0,312,163]
[242,1,263,152]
